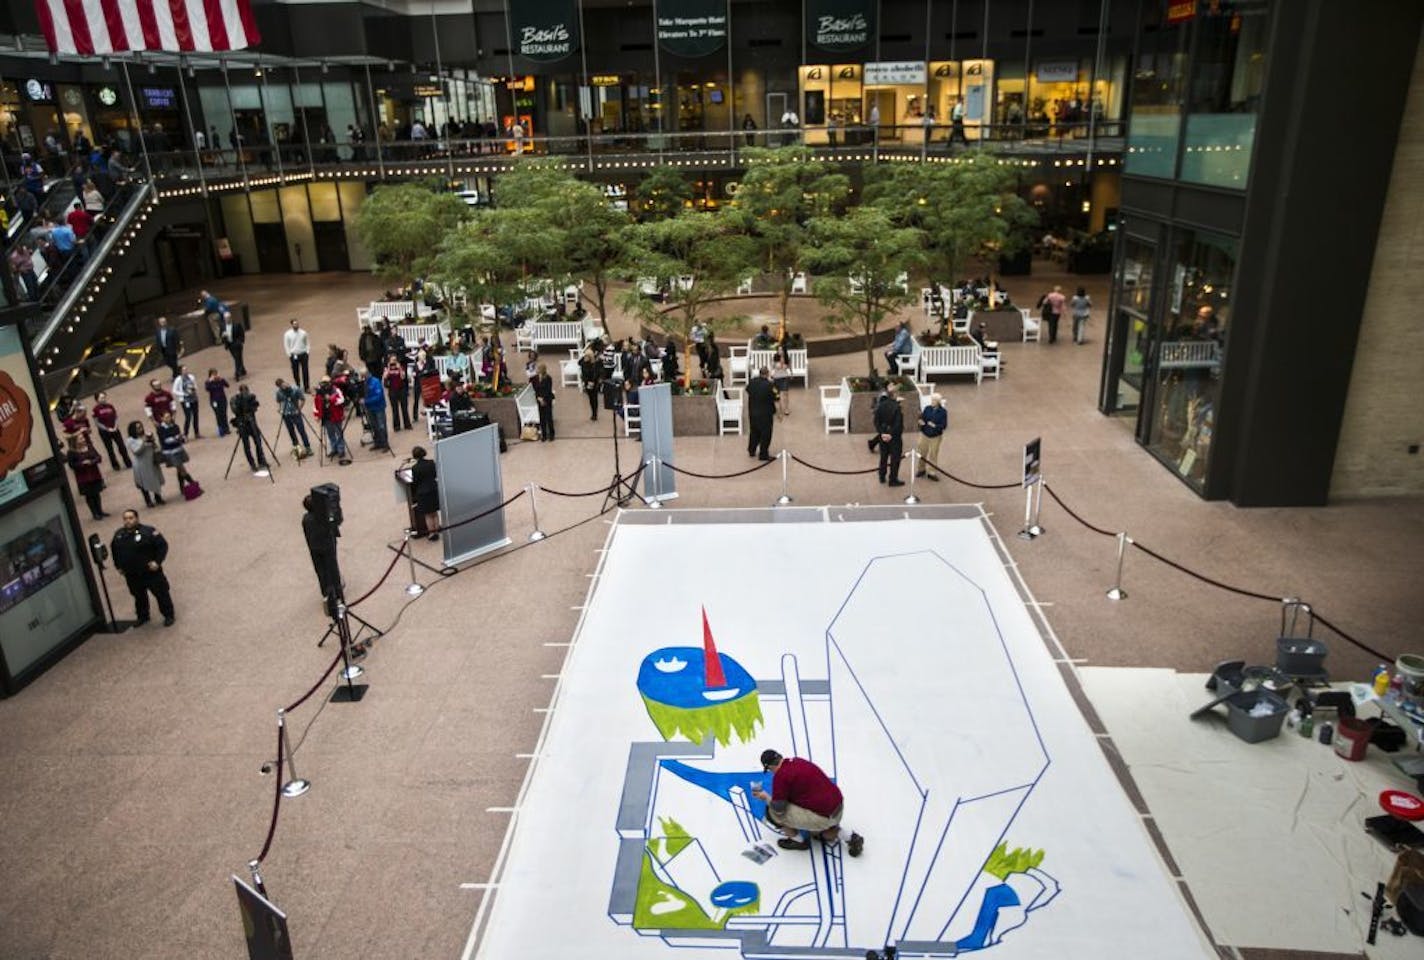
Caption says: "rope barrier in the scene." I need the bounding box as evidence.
[664,457,779,480]
[345,539,410,608]
[284,647,347,714]
[1041,482,1118,538]
[920,456,1020,490]
[431,488,528,535]
[253,723,285,866]
[540,479,619,497]
[1313,611,1393,664]
[788,453,881,476]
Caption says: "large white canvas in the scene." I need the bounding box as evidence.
[472,515,1215,960]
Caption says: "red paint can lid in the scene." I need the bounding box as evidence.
[1380,790,1424,820]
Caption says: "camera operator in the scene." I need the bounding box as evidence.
[313,375,351,465]
[274,378,313,459]
[302,494,341,609]
[229,383,270,474]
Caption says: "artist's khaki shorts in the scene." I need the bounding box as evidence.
[774,802,843,833]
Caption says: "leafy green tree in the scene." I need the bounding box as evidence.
[635,166,693,222]
[353,182,469,286]
[620,210,756,384]
[804,206,925,377]
[538,179,634,324]
[727,146,850,337]
[866,157,1036,320]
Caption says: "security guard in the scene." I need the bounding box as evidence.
[110,509,175,626]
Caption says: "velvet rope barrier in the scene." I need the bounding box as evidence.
[788,453,881,476]
[663,457,779,480]
[919,456,1020,491]
[345,539,411,609]
[252,723,286,866]
[284,647,347,714]
[1041,482,1118,538]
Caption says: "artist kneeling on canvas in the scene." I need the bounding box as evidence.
[754,749,864,857]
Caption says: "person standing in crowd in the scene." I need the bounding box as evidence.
[60,397,92,443]
[154,316,181,377]
[155,410,198,491]
[771,346,792,417]
[886,320,914,374]
[1070,286,1092,345]
[383,357,411,433]
[172,365,201,439]
[579,345,603,421]
[109,509,174,627]
[229,384,270,474]
[125,421,165,506]
[313,375,350,465]
[199,288,226,340]
[751,749,862,856]
[205,368,230,438]
[690,322,709,374]
[662,337,680,386]
[66,433,108,520]
[9,244,39,301]
[274,378,313,458]
[144,377,175,423]
[874,386,905,487]
[363,369,390,451]
[915,393,947,482]
[532,363,556,441]
[745,366,777,462]
[221,309,247,379]
[703,330,723,381]
[358,323,384,380]
[91,391,130,470]
[284,318,311,390]
[408,446,441,540]
[950,96,968,146]
[1038,284,1066,345]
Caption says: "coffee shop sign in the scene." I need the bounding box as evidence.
[864,61,928,86]
[816,13,869,47]
[520,24,573,57]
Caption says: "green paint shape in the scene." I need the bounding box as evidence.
[983,841,1046,880]
[632,852,721,930]
[658,817,694,858]
[640,690,764,746]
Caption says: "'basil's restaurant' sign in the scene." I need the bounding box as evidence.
[509,0,580,63]
[657,0,728,58]
[806,0,875,54]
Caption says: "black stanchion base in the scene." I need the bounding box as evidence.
[330,683,369,703]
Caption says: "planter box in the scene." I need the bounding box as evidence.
[971,309,1025,343]
[846,380,920,434]
[471,396,520,439]
[671,393,718,436]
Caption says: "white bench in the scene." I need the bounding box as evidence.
[523,320,585,351]
[747,348,811,387]
[819,382,851,434]
[396,322,449,347]
[736,276,754,295]
[515,384,540,430]
[728,345,750,386]
[358,300,436,329]
[896,339,924,378]
[790,271,808,294]
[1021,307,1041,343]
[919,345,984,384]
[1158,341,1222,369]
[623,401,641,438]
[717,385,744,436]
[561,349,582,388]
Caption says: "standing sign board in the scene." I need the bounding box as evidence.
[507,0,580,62]
[1023,437,1042,488]
[436,423,511,566]
[638,382,678,503]
[657,0,728,57]
[232,876,295,960]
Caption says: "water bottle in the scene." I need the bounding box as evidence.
[1299,707,1315,738]
[1373,665,1391,697]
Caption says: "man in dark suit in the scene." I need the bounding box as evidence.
[154,316,180,378]
[221,308,247,380]
[745,366,778,461]
[873,387,905,487]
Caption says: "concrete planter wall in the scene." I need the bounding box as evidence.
[471,396,520,439]
[671,394,718,436]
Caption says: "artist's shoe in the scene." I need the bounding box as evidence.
[777,838,810,851]
[847,833,864,857]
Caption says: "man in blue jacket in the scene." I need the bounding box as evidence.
[885,320,914,374]
[915,393,948,481]
[363,371,389,451]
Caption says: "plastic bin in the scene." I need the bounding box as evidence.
[1276,637,1328,677]
[1335,717,1371,761]
[1223,690,1288,743]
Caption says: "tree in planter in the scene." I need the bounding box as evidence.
[635,165,694,222]
[620,210,755,385]
[865,158,1036,326]
[804,206,925,378]
[353,181,470,288]
[727,146,850,339]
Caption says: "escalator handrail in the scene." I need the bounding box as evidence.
[32,181,155,358]
[32,184,141,308]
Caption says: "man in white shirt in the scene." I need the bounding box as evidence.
[284,318,311,390]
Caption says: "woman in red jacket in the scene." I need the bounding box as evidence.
[67,433,109,520]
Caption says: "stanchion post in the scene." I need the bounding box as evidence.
[403,529,424,596]
[247,859,268,898]
[1029,474,1045,537]
[330,603,369,703]
[775,449,793,506]
[526,483,547,541]
[647,454,663,509]
[904,449,920,505]
[1106,532,1131,601]
[277,709,310,797]
[1018,485,1037,540]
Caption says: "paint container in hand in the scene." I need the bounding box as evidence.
[1335,717,1370,761]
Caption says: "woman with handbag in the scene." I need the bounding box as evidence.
[125,421,166,506]
[155,411,199,494]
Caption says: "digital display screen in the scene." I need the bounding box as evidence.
[0,488,95,681]
[0,515,71,615]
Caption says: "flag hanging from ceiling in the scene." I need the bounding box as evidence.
[35,0,262,56]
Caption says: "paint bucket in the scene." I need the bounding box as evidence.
[1396,654,1424,705]
[1335,717,1371,761]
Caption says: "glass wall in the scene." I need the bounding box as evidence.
[1180,0,1269,187]
[1144,228,1234,489]
[1107,233,1157,413]
[1125,11,1190,178]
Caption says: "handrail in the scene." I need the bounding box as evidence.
[32,181,155,358]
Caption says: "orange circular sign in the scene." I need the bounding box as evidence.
[0,369,35,477]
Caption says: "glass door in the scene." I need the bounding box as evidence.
[1101,233,1157,415]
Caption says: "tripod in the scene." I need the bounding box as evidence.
[271,408,324,467]
[320,597,375,702]
[342,401,396,460]
[224,416,282,482]
[602,383,647,512]
[316,589,384,652]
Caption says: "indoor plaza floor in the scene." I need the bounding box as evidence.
[1,263,1420,960]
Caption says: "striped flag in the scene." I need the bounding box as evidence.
[35,0,262,55]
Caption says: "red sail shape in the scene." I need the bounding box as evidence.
[702,606,727,689]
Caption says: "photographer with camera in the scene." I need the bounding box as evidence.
[313,375,352,466]
[229,383,270,474]
[274,377,314,459]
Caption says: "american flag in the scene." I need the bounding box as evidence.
[35,0,262,55]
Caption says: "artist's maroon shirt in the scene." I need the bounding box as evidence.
[772,758,842,817]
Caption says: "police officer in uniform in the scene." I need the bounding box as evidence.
[873,387,905,487]
[745,366,778,461]
[110,509,175,626]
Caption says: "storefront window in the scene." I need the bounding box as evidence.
[1125,12,1189,178]
[995,62,1025,135]
[1180,0,1269,188]
[1029,59,1087,137]
[927,61,960,131]
[1145,229,1234,490]
[1108,234,1157,413]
